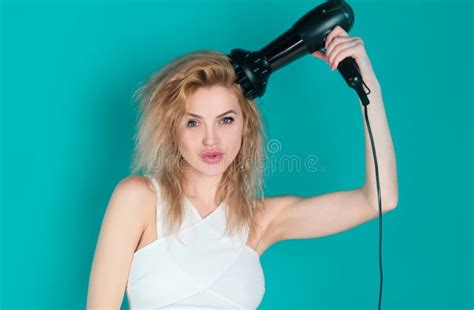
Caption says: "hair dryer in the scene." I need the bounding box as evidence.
[228,0,370,105]
[228,1,386,310]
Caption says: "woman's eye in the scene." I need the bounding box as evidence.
[187,117,234,128]
[187,120,199,127]
[221,116,234,125]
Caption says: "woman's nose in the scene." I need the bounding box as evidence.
[203,124,219,146]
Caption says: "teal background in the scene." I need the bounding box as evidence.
[1,0,472,309]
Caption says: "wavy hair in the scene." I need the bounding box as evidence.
[130,50,268,242]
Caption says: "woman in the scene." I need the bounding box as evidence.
[87,25,398,309]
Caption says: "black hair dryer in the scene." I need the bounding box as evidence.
[228,0,371,105]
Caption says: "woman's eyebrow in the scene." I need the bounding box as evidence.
[186,109,237,119]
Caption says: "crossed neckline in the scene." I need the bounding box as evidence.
[184,195,225,221]
[184,196,260,258]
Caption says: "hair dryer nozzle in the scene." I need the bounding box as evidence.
[228,0,356,100]
[228,48,272,100]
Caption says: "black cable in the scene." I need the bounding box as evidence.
[361,91,383,310]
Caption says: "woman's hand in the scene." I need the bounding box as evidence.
[312,25,379,89]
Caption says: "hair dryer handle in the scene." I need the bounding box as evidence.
[337,56,371,106]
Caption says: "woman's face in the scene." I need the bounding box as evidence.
[177,85,244,176]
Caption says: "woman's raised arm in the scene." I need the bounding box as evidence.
[262,26,398,244]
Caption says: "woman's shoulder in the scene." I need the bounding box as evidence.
[109,175,157,225]
[114,175,157,199]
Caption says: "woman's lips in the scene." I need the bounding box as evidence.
[201,151,223,164]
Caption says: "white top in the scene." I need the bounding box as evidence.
[126,175,266,309]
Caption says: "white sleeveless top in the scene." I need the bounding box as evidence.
[126,175,266,309]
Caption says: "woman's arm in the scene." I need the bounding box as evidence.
[261,26,398,244]
[86,176,153,309]
[318,25,398,207]
[358,75,399,209]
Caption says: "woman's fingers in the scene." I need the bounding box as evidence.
[312,50,329,63]
[324,25,350,50]
[326,37,356,58]
[330,41,362,70]
[327,38,360,67]
[311,25,376,80]
[312,25,350,65]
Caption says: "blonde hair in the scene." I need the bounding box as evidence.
[130,50,268,241]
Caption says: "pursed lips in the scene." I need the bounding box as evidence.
[201,150,223,158]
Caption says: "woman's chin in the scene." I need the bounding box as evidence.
[198,157,232,175]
